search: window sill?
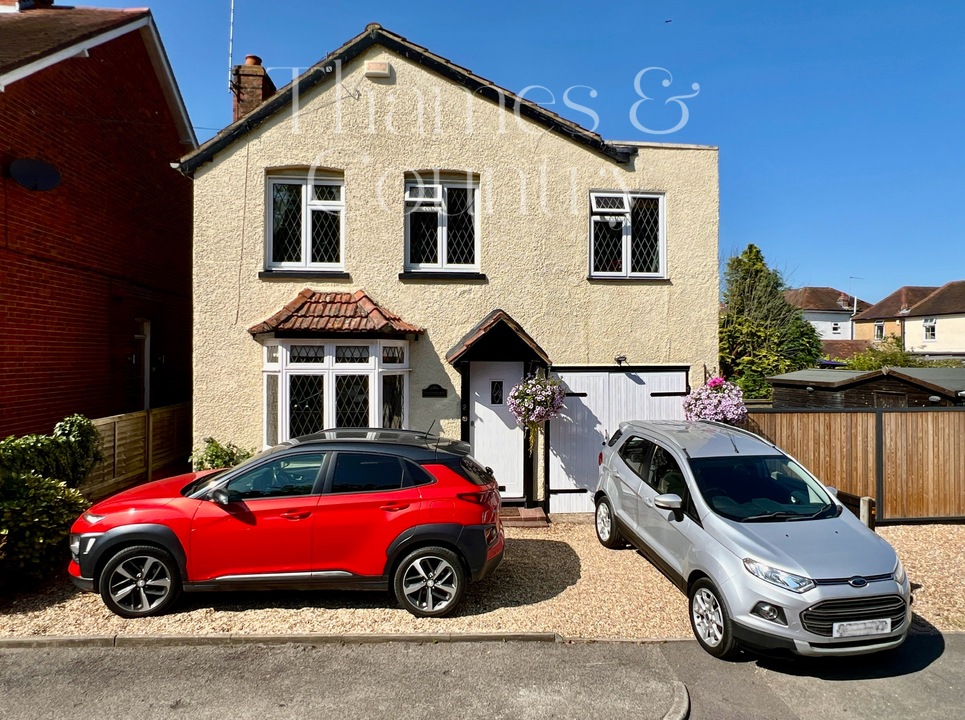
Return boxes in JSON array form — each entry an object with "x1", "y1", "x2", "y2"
[
  {"x1": 259, "y1": 270, "x2": 352, "y2": 280},
  {"x1": 586, "y1": 275, "x2": 670, "y2": 284},
  {"x1": 398, "y1": 272, "x2": 488, "y2": 282}
]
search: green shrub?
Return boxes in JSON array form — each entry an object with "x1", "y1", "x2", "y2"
[
  {"x1": 190, "y1": 437, "x2": 254, "y2": 471},
  {"x1": 0, "y1": 414, "x2": 103, "y2": 489},
  {"x1": 0, "y1": 470, "x2": 90, "y2": 584}
]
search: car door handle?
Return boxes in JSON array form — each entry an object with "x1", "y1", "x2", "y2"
[
  {"x1": 379, "y1": 503, "x2": 410, "y2": 512},
  {"x1": 280, "y1": 511, "x2": 311, "y2": 520}
]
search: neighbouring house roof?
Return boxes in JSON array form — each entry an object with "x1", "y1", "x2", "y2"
[
  {"x1": 0, "y1": 5, "x2": 196, "y2": 146},
  {"x1": 446, "y1": 309, "x2": 551, "y2": 366},
  {"x1": 852, "y1": 285, "x2": 940, "y2": 321},
  {"x1": 784, "y1": 287, "x2": 870, "y2": 313},
  {"x1": 769, "y1": 367, "x2": 965, "y2": 396},
  {"x1": 901, "y1": 280, "x2": 965, "y2": 318},
  {"x1": 248, "y1": 288, "x2": 424, "y2": 337},
  {"x1": 822, "y1": 339, "x2": 872, "y2": 361},
  {"x1": 177, "y1": 23, "x2": 663, "y2": 175}
]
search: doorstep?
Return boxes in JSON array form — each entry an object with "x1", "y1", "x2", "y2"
[{"x1": 499, "y1": 506, "x2": 549, "y2": 527}]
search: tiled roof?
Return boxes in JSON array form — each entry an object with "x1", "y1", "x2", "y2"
[
  {"x1": 248, "y1": 289, "x2": 424, "y2": 336},
  {"x1": 852, "y1": 286, "x2": 940, "y2": 321},
  {"x1": 0, "y1": 7, "x2": 148, "y2": 77},
  {"x1": 901, "y1": 280, "x2": 965, "y2": 317},
  {"x1": 784, "y1": 287, "x2": 870, "y2": 313},
  {"x1": 178, "y1": 23, "x2": 652, "y2": 174},
  {"x1": 821, "y1": 339, "x2": 873, "y2": 361},
  {"x1": 446, "y1": 309, "x2": 551, "y2": 365}
]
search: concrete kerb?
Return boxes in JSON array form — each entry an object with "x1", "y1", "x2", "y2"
[{"x1": 0, "y1": 632, "x2": 708, "y2": 649}]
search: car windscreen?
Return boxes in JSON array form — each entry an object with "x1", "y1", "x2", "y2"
[
  {"x1": 688, "y1": 455, "x2": 837, "y2": 523},
  {"x1": 180, "y1": 445, "x2": 279, "y2": 497}
]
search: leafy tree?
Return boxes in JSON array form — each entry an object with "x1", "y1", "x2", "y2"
[
  {"x1": 847, "y1": 335, "x2": 963, "y2": 370},
  {"x1": 719, "y1": 245, "x2": 822, "y2": 398}
]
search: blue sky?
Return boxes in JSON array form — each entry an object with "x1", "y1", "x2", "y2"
[{"x1": 100, "y1": 0, "x2": 964, "y2": 303}]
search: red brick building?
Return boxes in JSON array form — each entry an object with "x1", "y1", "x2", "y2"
[{"x1": 0, "y1": 1, "x2": 196, "y2": 437}]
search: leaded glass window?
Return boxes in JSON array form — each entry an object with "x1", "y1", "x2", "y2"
[
  {"x1": 336, "y1": 375, "x2": 370, "y2": 427},
  {"x1": 335, "y1": 345, "x2": 369, "y2": 364},
  {"x1": 405, "y1": 180, "x2": 478, "y2": 270},
  {"x1": 289, "y1": 375, "x2": 324, "y2": 438},
  {"x1": 589, "y1": 192, "x2": 665, "y2": 278},
  {"x1": 289, "y1": 345, "x2": 325, "y2": 363},
  {"x1": 382, "y1": 346, "x2": 405, "y2": 364},
  {"x1": 382, "y1": 375, "x2": 404, "y2": 429},
  {"x1": 268, "y1": 178, "x2": 344, "y2": 269}
]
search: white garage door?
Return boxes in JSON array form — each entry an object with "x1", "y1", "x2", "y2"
[{"x1": 548, "y1": 370, "x2": 688, "y2": 513}]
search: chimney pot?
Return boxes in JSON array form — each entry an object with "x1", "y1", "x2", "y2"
[{"x1": 244, "y1": 54, "x2": 262, "y2": 66}]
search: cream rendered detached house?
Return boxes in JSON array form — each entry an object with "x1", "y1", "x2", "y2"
[{"x1": 178, "y1": 24, "x2": 719, "y2": 512}]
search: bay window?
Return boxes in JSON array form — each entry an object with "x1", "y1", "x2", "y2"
[{"x1": 262, "y1": 340, "x2": 409, "y2": 445}]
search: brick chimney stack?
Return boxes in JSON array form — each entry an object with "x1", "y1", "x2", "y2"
[{"x1": 232, "y1": 54, "x2": 276, "y2": 122}]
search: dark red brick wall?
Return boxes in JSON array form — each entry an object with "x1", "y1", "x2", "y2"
[{"x1": 0, "y1": 28, "x2": 193, "y2": 438}]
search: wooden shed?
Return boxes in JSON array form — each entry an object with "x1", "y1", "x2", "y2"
[{"x1": 769, "y1": 367, "x2": 965, "y2": 408}]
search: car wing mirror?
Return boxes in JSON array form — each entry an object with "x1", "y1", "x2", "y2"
[
  {"x1": 654, "y1": 493, "x2": 682, "y2": 511},
  {"x1": 208, "y1": 488, "x2": 231, "y2": 506}
]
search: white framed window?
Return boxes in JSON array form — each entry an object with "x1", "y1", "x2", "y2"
[
  {"x1": 831, "y1": 322, "x2": 841, "y2": 334},
  {"x1": 262, "y1": 340, "x2": 409, "y2": 446},
  {"x1": 874, "y1": 321, "x2": 885, "y2": 341},
  {"x1": 589, "y1": 191, "x2": 666, "y2": 279},
  {"x1": 404, "y1": 179, "x2": 479, "y2": 271},
  {"x1": 266, "y1": 176, "x2": 345, "y2": 270},
  {"x1": 923, "y1": 317, "x2": 936, "y2": 342}
]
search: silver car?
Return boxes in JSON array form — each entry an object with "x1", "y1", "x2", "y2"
[{"x1": 595, "y1": 420, "x2": 911, "y2": 658}]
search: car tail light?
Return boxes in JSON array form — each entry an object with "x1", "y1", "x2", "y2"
[
  {"x1": 598, "y1": 452, "x2": 603, "y2": 466},
  {"x1": 457, "y1": 490, "x2": 491, "y2": 504}
]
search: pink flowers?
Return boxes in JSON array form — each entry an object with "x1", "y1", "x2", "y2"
[
  {"x1": 683, "y1": 376, "x2": 747, "y2": 424},
  {"x1": 507, "y1": 373, "x2": 566, "y2": 439}
]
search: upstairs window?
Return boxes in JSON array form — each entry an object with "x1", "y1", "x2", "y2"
[
  {"x1": 405, "y1": 180, "x2": 479, "y2": 271},
  {"x1": 267, "y1": 176, "x2": 344, "y2": 270},
  {"x1": 923, "y1": 317, "x2": 936, "y2": 341},
  {"x1": 831, "y1": 322, "x2": 841, "y2": 334},
  {"x1": 874, "y1": 321, "x2": 884, "y2": 341},
  {"x1": 589, "y1": 192, "x2": 666, "y2": 279}
]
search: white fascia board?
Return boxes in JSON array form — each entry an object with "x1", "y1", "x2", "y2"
[
  {"x1": 0, "y1": 15, "x2": 149, "y2": 91},
  {"x1": 139, "y1": 18, "x2": 197, "y2": 148}
]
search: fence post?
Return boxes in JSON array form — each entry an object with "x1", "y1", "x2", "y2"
[
  {"x1": 146, "y1": 409, "x2": 154, "y2": 479},
  {"x1": 860, "y1": 496, "x2": 872, "y2": 528}
]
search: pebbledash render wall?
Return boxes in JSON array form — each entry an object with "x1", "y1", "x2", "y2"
[{"x1": 191, "y1": 45, "x2": 719, "y2": 449}]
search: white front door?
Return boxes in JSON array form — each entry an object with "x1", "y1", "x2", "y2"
[{"x1": 470, "y1": 361, "x2": 524, "y2": 499}]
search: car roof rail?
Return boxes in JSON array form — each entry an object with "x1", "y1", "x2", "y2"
[{"x1": 695, "y1": 419, "x2": 781, "y2": 451}]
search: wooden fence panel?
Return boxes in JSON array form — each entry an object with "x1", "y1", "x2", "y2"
[
  {"x1": 745, "y1": 411, "x2": 877, "y2": 498},
  {"x1": 81, "y1": 404, "x2": 191, "y2": 500},
  {"x1": 882, "y1": 411, "x2": 965, "y2": 519}
]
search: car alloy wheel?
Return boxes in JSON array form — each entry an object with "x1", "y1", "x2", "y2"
[
  {"x1": 394, "y1": 546, "x2": 466, "y2": 618},
  {"x1": 595, "y1": 497, "x2": 624, "y2": 549},
  {"x1": 688, "y1": 578, "x2": 739, "y2": 659},
  {"x1": 99, "y1": 545, "x2": 181, "y2": 618}
]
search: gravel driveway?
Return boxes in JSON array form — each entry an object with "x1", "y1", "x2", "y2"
[{"x1": 1, "y1": 522, "x2": 962, "y2": 639}]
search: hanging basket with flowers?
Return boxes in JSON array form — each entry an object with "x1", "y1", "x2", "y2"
[
  {"x1": 682, "y1": 376, "x2": 748, "y2": 425},
  {"x1": 507, "y1": 372, "x2": 567, "y2": 441}
]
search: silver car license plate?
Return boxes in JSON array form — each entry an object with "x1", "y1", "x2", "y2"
[{"x1": 832, "y1": 619, "x2": 892, "y2": 638}]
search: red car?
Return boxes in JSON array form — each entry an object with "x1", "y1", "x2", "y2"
[{"x1": 68, "y1": 430, "x2": 504, "y2": 618}]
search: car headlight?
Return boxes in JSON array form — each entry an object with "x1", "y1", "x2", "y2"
[
  {"x1": 893, "y1": 558, "x2": 907, "y2": 585},
  {"x1": 743, "y1": 558, "x2": 815, "y2": 593},
  {"x1": 83, "y1": 512, "x2": 106, "y2": 524}
]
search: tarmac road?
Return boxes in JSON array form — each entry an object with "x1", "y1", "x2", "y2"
[{"x1": 0, "y1": 632, "x2": 961, "y2": 720}]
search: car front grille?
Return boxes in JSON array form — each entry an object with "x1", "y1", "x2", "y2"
[{"x1": 800, "y1": 595, "x2": 907, "y2": 637}]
